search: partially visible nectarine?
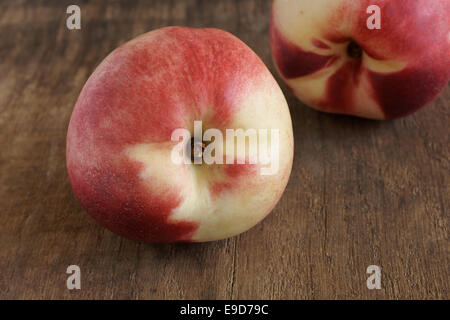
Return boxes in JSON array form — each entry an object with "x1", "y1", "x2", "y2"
[{"x1": 270, "y1": 0, "x2": 449, "y2": 119}]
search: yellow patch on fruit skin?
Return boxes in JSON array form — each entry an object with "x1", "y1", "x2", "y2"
[
  {"x1": 363, "y1": 56, "x2": 406, "y2": 74},
  {"x1": 125, "y1": 141, "x2": 193, "y2": 200}
]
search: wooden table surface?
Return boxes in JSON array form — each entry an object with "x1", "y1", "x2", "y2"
[{"x1": 0, "y1": 0, "x2": 448, "y2": 300}]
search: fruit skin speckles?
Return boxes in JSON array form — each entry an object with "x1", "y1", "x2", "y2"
[{"x1": 270, "y1": 0, "x2": 450, "y2": 119}]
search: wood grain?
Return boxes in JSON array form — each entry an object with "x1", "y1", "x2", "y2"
[{"x1": 0, "y1": 0, "x2": 448, "y2": 299}]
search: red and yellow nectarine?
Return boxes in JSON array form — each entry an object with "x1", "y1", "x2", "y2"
[
  {"x1": 270, "y1": 0, "x2": 449, "y2": 119},
  {"x1": 67, "y1": 27, "x2": 293, "y2": 243}
]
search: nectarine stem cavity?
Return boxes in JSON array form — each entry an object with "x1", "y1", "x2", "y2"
[
  {"x1": 347, "y1": 41, "x2": 363, "y2": 59},
  {"x1": 189, "y1": 137, "x2": 205, "y2": 164}
]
